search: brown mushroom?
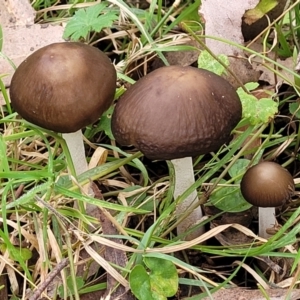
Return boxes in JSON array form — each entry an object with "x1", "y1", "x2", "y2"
[
  {"x1": 112, "y1": 65, "x2": 242, "y2": 240},
  {"x1": 10, "y1": 42, "x2": 116, "y2": 176},
  {"x1": 241, "y1": 161, "x2": 295, "y2": 238}
]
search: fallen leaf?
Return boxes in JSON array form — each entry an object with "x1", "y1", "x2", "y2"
[{"x1": 199, "y1": 0, "x2": 260, "y2": 55}]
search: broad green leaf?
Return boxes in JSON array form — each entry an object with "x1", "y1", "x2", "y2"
[
  {"x1": 245, "y1": 82, "x2": 259, "y2": 91},
  {"x1": 130, "y1": 257, "x2": 178, "y2": 300},
  {"x1": 178, "y1": 0, "x2": 202, "y2": 32},
  {"x1": 237, "y1": 83, "x2": 278, "y2": 125},
  {"x1": 130, "y1": 265, "x2": 155, "y2": 300},
  {"x1": 0, "y1": 244, "x2": 32, "y2": 261},
  {"x1": 289, "y1": 102, "x2": 300, "y2": 119},
  {"x1": 144, "y1": 257, "x2": 178, "y2": 297},
  {"x1": 211, "y1": 159, "x2": 254, "y2": 212},
  {"x1": 209, "y1": 179, "x2": 252, "y2": 212},
  {"x1": 198, "y1": 50, "x2": 229, "y2": 75},
  {"x1": 63, "y1": 2, "x2": 118, "y2": 41},
  {"x1": 228, "y1": 159, "x2": 250, "y2": 179},
  {"x1": 256, "y1": 98, "x2": 279, "y2": 122}
]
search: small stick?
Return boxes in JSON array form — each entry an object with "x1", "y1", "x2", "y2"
[{"x1": 29, "y1": 258, "x2": 69, "y2": 300}]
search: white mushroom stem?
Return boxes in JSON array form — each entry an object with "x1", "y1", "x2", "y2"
[
  {"x1": 62, "y1": 130, "x2": 88, "y2": 176},
  {"x1": 62, "y1": 130, "x2": 94, "y2": 198},
  {"x1": 172, "y1": 157, "x2": 205, "y2": 240},
  {"x1": 258, "y1": 207, "x2": 276, "y2": 239}
]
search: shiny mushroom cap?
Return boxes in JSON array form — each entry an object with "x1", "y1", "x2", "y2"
[
  {"x1": 10, "y1": 42, "x2": 116, "y2": 133},
  {"x1": 112, "y1": 65, "x2": 242, "y2": 160},
  {"x1": 241, "y1": 161, "x2": 295, "y2": 207}
]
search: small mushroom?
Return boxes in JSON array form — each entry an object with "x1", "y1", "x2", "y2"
[
  {"x1": 10, "y1": 42, "x2": 116, "y2": 177},
  {"x1": 241, "y1": 161, "x2": 295, "y2": 238},
  {"x1": 112, "y1": 65, "x2": 242, "y2": 240}
]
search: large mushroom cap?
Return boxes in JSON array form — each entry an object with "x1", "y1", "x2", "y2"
[
  {"x1": 10, "y1": 42, "x2": 116, "y2": 133},
  {"x1": 112, "y1": 66, "x2": 242, "y2": 160},
  {"x1": 241, "y1": 161, "x2": 295, "y2": 207}
]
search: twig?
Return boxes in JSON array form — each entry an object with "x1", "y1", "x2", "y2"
[{"x1": 29, "y1": 258, "x2": 69, "y2": 300}]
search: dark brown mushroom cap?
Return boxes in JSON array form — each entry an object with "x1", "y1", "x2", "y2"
[
  {"x1": 111, "y1": 66, "x2": 242, "y2": 160},
  {"x1": 10, "y1": 42, "x2": 116, "y2": 133},
  {"x1": 241, "y1": 161, "x2": 295, "y2": 207}
]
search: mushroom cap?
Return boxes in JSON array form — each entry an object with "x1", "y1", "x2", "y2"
[
  {"x1": 111, "y1": 66, "x2": 242, "y2": 160},
  {"x1": 10, "y1": 42, "x2": 116, "y2": 133},
  {"x1": 241, "y1": 161, "x2": 295, "y2": 207}
]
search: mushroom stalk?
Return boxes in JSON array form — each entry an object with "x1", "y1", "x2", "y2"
[
  {"x1": 258, "y1": 207, "x2": 276, "y2": 239},
  {"x1": 62, "y1": 130, "x2": 88, "y2": 176},
  {"x1": 62, "y1": 131, "x2": 94, "y2": 196},
  {"x1": 172, "y1": 157, "x2": 204, "y2": 240}
]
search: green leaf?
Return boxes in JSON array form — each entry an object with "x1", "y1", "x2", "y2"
[
  {"x1": 63, "y1": 2, "x2": 118, "y2": 41},
  {"x1": 178, "y1": 0, "x2": 202, "y2": 32},
  {"x1": 210, "y1": 179, "x2": 252, "y2": 212},
  {"x1": 0, "y1": 244, "x2": 32, "y2": 261},
  {"x1": 130, "y1": 265, "x2": 154, "y2": 300},
  {"x1": 237, "y1": 83, "x2": 278, "y2": 125},
  {"x1": 244, "y1": 82, "x2": 259, "y2": 91},
  {"x1": 0, "y1": 229, "x2": 32, "y2": 281},
  {"x1": 228, "y1": 158, "x2": 250, "y2": 179},
  {"x1": 145, "y1": 257, "x2": 178, "y2": 297},
  {"x1": 130, "y1": 257, "x2": 178, "y2": 300},
  {"x1": 289, "y1": 102, "x2": 300, "y2": 119},
  {"x1": 198, "y1": 50, "x2": 229, "y2": 75},
  {"x1": 211, "y1": 159, "x2": 253, "y2": 212}
]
